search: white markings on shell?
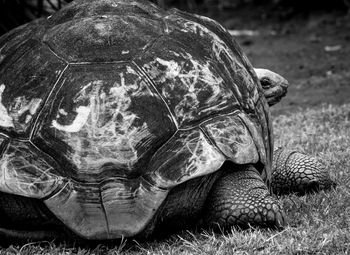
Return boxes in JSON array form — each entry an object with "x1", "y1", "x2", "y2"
[
  {"x1": 156, "y1": 58, "x2": 181, "y2": 81},
  {"x1": 0, "y1": 148, "x2": 62, "y2": 198},
  {"x1": 12, "y1": 96, "x2": 43, "y2": 124},
  {"x1": 51, "y1": 74, "x2": 151, "y2": 172},
  {"x1": 179, "y1": 19, "x2": 259, "y2": 103},
  {"x1": 174, "y1": 55, "x2": 225, "y2": 120},
  {"x1": 153, "y1": 53, "x2": 229, "y2": 124},
  {"x1": 0, "y1": 84, "x2": 15, "y2": 128},
  {"x1": 0, "y1": 84, "x2": 43, "y2": 129},
  {"x1": 94, "y1": 22, "x2": 113, "y2": 38},
  {"x1": 52, "y1": 105, "x2": 91, "y2": 133},
  {"x1": 153, "y1": 130, "x2": 225, "y2": 188},
  {"x1": 58, "y1": 108, "x2": 68, "y2": 116},
  {"x1": 182, "y1": 131, "x2": 224, "y2": 181},
  {"x1": 181, "y1": 19, "x2": 231, "y2": 62}
]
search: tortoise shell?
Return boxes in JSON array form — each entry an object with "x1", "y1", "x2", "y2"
[{"x1": 0, "y1": 0, "x2": 272, "y2": 239}]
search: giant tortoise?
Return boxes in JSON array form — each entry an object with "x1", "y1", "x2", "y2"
[{"x1": 0, "y1": 0, "x2": 334, "y2": 240}]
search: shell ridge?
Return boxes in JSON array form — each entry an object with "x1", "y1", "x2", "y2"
[
  {"x1": 198, "y1": 125, "x2": 226, "y2": 160},
  {"x1": 146, "y1": 129, "x2": 179, "y2": 176},
  {"x1": 43, "y1": 41, "x2": 69, "y2": 64},
  {"x1": 98, "y1": 185, "x2": 110, "y2": 238},
  {"x1": 29, "y1": 62, "x2": 69, "y2": 139}
]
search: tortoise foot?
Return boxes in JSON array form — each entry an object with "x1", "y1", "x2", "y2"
[
  {"x1": 202, "y1": 165, "x2": 286, "y2": 230},
  {"x1": 272, "y1": 148, "x2": 336, "y2": 195}
]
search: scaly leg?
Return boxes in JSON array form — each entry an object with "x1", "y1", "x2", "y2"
[{"x1": 202, "y1": 165, "x2": 286, "y2": 230}]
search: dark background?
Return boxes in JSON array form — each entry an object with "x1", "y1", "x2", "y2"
[{"x1": 0, "y1": 0, "x2": 349, "y2": 36}]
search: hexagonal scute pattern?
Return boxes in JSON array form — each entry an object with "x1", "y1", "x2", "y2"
[
  {"x1": 33, "y1": 62, "x2": 176, "y2": 182},
  {"x1": 0, "y1": 0, "x2": 272, "y2": 240}
]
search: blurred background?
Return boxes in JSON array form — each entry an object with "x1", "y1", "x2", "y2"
[{"x1": 0, "y1": 0, "x2": 349, "y2": 116}]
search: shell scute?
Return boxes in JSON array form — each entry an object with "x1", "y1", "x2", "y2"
[
  {"x1": 201, "y1": 113, "x2": 260, "y2": 164},
  {"x1": 164, "y1": 10, "x2": 260, "y2": 112},
  {"x1": 45, "y1": 176, "x2": 168, "y2": 239},
  {"x1": 136, "y1": 35, "x2": 238, "y2": 128},
  {"x1": 34, "y1": 63, "x2": 175, "y2": 182},
  {"x1": 44, "y1": 13, "x2": 163, "y2": 62},
  {"x1": 44, "y1": 181, "x2": 109, "y2": 239},
  {"x1": 0, "y1": 39, "x2": 67, "y2": 136},
  {"x1": 147, "y1": 128, "x2": 225, "y2": 188},
  {"x1": 0, "y1": 140, "x2": 63, "y2": 198},
  {"x1": 47, "y1": 0, "x2": 163, "y2": 26}
]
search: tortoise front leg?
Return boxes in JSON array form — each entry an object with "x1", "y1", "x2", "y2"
[
  {"x1": 202, "y1": 164, "x2": 286, "y2": 230},
  {"x1": 254, "y1": 68, "x2": 335, "y2": 194},
  {"x1": 271, "y1": 148, "x2": 336, "y2": 195}
]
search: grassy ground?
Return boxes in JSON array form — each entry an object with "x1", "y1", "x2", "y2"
[{"x1": 1, "y1": 6, "x2": 350, "y2": 255}]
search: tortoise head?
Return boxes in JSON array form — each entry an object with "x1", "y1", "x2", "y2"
[{"x1": 254, "y1": 68, "x2": 289, "y2": 107}]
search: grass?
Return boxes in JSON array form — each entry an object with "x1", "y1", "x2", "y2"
[{"x1": 1, "y1": 103, "x2": 349, "y2": 254}]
